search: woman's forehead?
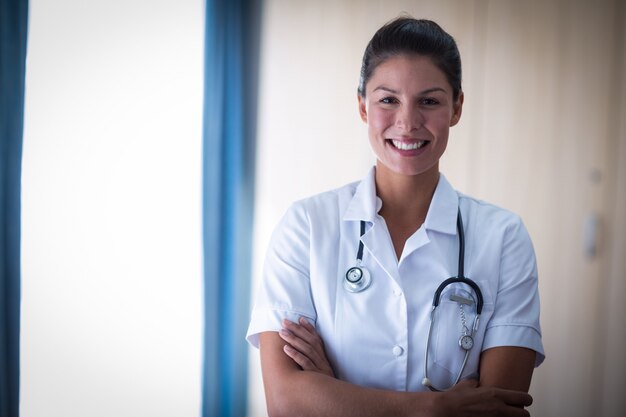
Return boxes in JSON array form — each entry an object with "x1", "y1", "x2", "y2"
[{"x1": 367, "y1": 55, "x2": 451, "y2": 94}]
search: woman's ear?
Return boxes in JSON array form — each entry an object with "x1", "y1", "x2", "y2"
[
  {"x1": 358, "y1": 94, "x2": 368, "y2": 123},
  {"x1": 450, "y1": 91, "x2": 464, "y2": 127}
]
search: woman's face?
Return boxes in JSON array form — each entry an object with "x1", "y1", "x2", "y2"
[{"x1": 358, "y1": 54, "x2": 463, "y2": 178}]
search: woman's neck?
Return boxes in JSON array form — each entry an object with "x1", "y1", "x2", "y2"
[
  {"x1": 375, "y1": 163, "x2": 439, "y2": 219},
  {"x1": 375, "y1": 162, "x2": 440, "y2": 259}
]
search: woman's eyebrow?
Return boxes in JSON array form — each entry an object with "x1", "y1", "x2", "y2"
[
  {"x1": 371, "y1": 86, "x2": 448, "y2": 95},
  {"x1": 419, "y1": 87, "x2": 447, "y2": 95},
  {"x1": 372, "y1": 86, "x2": 399, "y2": 94}
]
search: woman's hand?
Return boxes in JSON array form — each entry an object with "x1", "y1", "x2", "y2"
[
  {"x1": 279, "y1": 317, "x2": 336, "y2": 378},
  {"x1": 433, "y1": 379, "x2": 533, "y2": 417}
]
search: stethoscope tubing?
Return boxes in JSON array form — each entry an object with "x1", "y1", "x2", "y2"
[{"x1": 424, "y1": 209, "x2": 482, "y2": 391}]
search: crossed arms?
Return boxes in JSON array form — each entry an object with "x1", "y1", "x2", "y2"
[{"x1": 259, "y1": 317, "x2": 536, "y2": 417}]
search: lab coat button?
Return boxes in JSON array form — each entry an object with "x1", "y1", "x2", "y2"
[
  {"x1": 392, "y1": 345, "x2": 404, "y2": 356},
  {"x1": 393, "y1": 288, "x2": 402, "y2": 297}
]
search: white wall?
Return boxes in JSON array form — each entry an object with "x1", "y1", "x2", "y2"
[{"x1": 21, "y1": 1, "x2": 204, "y2": 416}]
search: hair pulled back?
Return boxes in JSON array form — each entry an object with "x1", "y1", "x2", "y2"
[{"x1": 358, "y1": 17, "x2": 462, "y2": 101}]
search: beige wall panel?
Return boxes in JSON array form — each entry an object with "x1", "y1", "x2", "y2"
[
  {"x1": 599, "y1": 2, "x2": 626, "y2": 415},
  {"x1": 466, "y1": 1, "x2": 620, "y2": 416}
]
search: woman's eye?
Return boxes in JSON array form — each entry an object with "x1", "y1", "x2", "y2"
[
  {"x1": 421, "y1": 98, "x2": 440, "y2": 106},
  {"x1": 380, "y1": 97, "x2": 398, "y2": 104}
]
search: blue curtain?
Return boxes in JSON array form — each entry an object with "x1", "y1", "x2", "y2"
[
  {"x1": 202, "y1": 0, "x2": 261, "y2": 416},
  {"x1": 0, "y1": 0, "x2": 28, "y2": 416}
]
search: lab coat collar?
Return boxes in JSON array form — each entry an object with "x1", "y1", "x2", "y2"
[
  {"x1": 342, "y1": 167, "x2": 382, "y2": 223},
  {"x1": 423, "y1": 174, "x2": 459, "y2": 236},
  {"x1": 342, "y1": 168, "x2": 458, "y2": 234}
]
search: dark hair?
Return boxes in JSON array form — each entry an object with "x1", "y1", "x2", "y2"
[{"x1": 358, "y1": 17, "x2": 462, "y2": 101}]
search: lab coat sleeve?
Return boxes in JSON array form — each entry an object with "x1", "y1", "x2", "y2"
[
  {"x1": 482, "y1": 217, "x2": 545, "y2": 366},
  {"x1": 246, "y1": 202, "x2": 316, "y2": 348}
]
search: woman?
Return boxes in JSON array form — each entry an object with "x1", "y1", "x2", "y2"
[{"x1": 247, "y1": 17, "x2": 544, "y2": 416}]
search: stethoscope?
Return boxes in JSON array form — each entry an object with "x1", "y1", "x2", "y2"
[
  {"x1": 344, "y1": 208, "x2": 483, "y2": 391},
  {"x1": 344, "y1": 221, "x2": 372, "y2": 292}
]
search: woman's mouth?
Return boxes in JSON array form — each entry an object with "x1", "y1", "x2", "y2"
[{"x1": 390, "y1": 139, "x2": 429, "y2": 150}]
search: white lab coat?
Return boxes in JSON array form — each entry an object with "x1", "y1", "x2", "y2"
[{"x1": 247, "y1": 167, "x2": 544, "y2": 391}]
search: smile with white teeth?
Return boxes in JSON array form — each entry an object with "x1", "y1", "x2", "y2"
[{"x1": 391, "y1": 139, "x2": 428, "y2": 150}]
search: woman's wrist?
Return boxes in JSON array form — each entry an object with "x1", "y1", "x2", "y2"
[{"x1": 392, "y1": 391, "x2": 442, "y2": 417}]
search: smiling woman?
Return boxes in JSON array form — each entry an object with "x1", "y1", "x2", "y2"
[
  {"x1": 358, "y1": 54, "x2": 463, "y2": 259},
  {"x1": 247, "y1": 16, "x2": 543, "y2": 417},
  {"x1": 359, "y1": 54, "x2": 462, "y2": 185},
  {"x1": 250, "y1": 2, "x2": 626, "y2": 416}
]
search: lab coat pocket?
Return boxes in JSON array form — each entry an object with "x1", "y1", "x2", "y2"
[{"x1": 431, "y1": 281, "x2": 494, "y2": 379}]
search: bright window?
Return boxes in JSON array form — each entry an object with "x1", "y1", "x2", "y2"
[{"x1": 21, "y1": 1, "x2": 204, "y2": 416}]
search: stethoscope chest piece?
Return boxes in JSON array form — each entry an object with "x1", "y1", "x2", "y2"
[
  {"x1": 344, "y1": 220, "x2": 371, "y2": 293},
  {"x1": 459, "y1": 334, "x2": 474, "y2": 350},
  {"x1": 344, "y1": 263, "x2": 371, "y2": 293}
]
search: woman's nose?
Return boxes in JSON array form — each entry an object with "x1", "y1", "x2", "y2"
[{"x1": 395, "y1": 106, "x2": 423, "y2": 131}]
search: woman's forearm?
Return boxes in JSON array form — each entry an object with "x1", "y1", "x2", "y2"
[
  {"x1": 260, "y1": 332, "x2": 437, "y2": 417},
  {"x1": 268, "y1": 371, "x2": 437, "y2": 417},
  {"x1": 260, "y1": 331, "x2": 533, "y2": 417}
]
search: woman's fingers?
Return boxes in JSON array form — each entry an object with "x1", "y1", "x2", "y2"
[
  {"x1": 281, "y1": 319, "x2": 326, "y2": 358},
  {"x1": 443, "y1": 381, "x2": 533, "y2": 417},
  {"x1": 283, "y1": 344, "x2": 317, "y2": 370},
  {"x1": 298, "y1": 316, "x2": 317, "y2": 333},
  {"x1": 279, "y1": 328, "x2": 316, "y2": 361},
  {"x1": 282, "y1": 318, "x2": 319, "y2": 345},
  {"x1": 496, "y1": 388, "x2": 533, "y2": 408},
  {"x1": 279, "y1": 326, "x2": 319, "y2": 362},
  {"x1": 278, "y1": 330, "x2": 321, "y2": 370},
  {"x1": 453, "y1": 379, "x2": 532, "y2": 407},
  {"x1": 279, "y1": 318, "x2": 335, "y2": 378}
]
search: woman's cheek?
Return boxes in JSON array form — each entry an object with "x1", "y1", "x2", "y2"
[{"x1": 368, "y1": 108, "x2": 394, "y2": 133}]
